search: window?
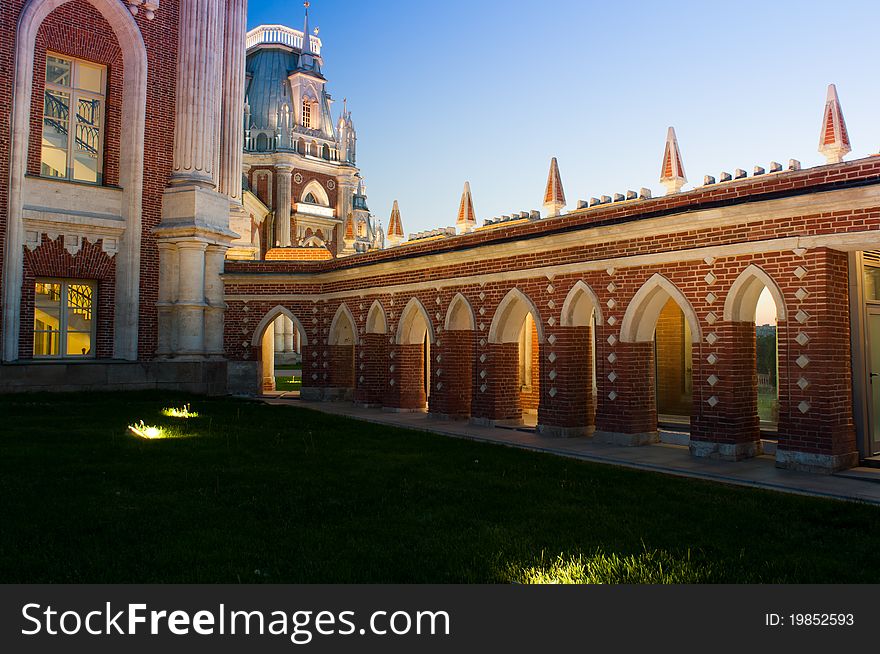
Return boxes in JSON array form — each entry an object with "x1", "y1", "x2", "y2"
[
  {"x1": 303, "y1": 192, "x2": 318, "y2": 204},
  {"x1": 41, "y1": 54, "x2": 106, "y2": 184},
  {"x1": 33, "y1": 280, "x2": 97, "y2": 358},
  {"x1": 301, "y1": 98, "x2": 311, "y2": 129}
]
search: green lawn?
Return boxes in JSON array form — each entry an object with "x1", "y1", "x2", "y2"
[
  {"x1": 275, "y1": 376, "x2": 302, "y2": 391},
  {"x1": 0, "y1": 392, "x2": 878, "y2": 584}
]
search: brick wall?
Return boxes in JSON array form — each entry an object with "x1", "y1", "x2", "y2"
[
  {"x1": 428, "y1": 330, "x2": 475, "y2": 417},
  {"x1": 355, "y1": 333, "x2": 386, "y2": 406},
  {"x1": 327, "y1": 344, "x2": 353, "y2": 388}
]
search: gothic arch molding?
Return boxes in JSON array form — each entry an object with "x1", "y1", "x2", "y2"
[
  {"x1": 396, "y1": 298, "x2": 435, "y2": 345},
  {"x1": 328, "y1": 303, "x2": 357, "y2": 345},
  {"x1": 560, "y1": 280, "x2": 604, "y2": 327},
  {"x1": 365, "y1": 300, "x2": 387, "y2": 334},
  {"x1": 489, "y1": 288, "x2": 545, "y2": 344},
  {"x1": 723, "y1": 264, "x2": 788, "y2": 322},
  {"x1": 619, "y1": 274, "x2": 701, "y2": 343},
  {"x1": 251, "y1": 306, "x2": 309, "y2": 347},
  {"x1": 444, "y1": 293, "x2": 476, "y2": 331}
]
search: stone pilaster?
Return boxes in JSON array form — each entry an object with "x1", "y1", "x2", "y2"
[
  {"x1": 204, "y1": 244, "x2": 227, "y2": 356},
  {"x1": 219, "y1": 0, "x2": 247, "y2": 210},
  {"x1": 275, "y1": 164, "x2": 294, "y2": 247}
]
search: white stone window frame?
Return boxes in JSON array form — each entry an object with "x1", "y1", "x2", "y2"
[
  {"x1": 33, "y1": 277, "x2": 98, "y2": 360},
  {"x1": 41, "y1": 52, "x2": 108, "y2": 185},
  {"x1": 3, "y1": 0, "x2": 147, "y2": 363}
]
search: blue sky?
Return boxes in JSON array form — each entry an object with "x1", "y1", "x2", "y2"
[{"x1": 249, "y1": 0, "x2": 880, "y2": 239}]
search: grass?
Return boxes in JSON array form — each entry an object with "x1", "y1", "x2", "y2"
[
  {"x1": 275, "y1": 377, "x2": 302, "y2": 391},
  {"x1": 0, "y1": 391, "x2": 878, "y2": 584}
]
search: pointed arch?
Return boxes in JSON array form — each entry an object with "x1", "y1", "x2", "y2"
[
  {"x1": 328, "y1": 303, "x2": 357, "y2": 345},
  {"x1": 251, "y1": 306, "x2": 309, "y2": 347},
  {"x1": 489, "y1": 288, "x2": 545, "y2": 344},
  {"x1": 619, "y1": 274, "x2": 701, "y2": 343},
  {"x1": 4, "y1": 0, "x2": 148, "y2": 361},
  {"x1": 560, "y1": 280, "x2": 604, "y2": 327},
  {"x1": 396, "y1": 298, "x2": 435, "y2": 345},
  {"x1": 365, "y1": 300, "x2": 387, "y2": 334},
  {"x1": 300, "y1": 179, "x2": 329, "y2": 206},
  {"x1": 444, "y1": 293, "x2": 476, "y2": 331},
  {"x1": 723, "y1": 264, "x2": 788, "y2": 322}
]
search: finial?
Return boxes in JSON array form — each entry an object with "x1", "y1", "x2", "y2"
[
  {"x1": 660, "y1": 126, "x2": 687, "y2": 194},
  {"x1": 818, "y1": 84, "x2": 851, "y2": 164},
  {"x1": 456, "y1": 181, "x2": 477, "y2": 234},
  {"x1": 543, "y1": 157, "x2": 566, "y2": 217}
]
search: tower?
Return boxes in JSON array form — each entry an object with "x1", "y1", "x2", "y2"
[
  {"x1": 819, "y1": 84, "x2": 851, "y2": 164},
  {"x1": 386, "y1": 200, "x2": 405, "y2": 247}
]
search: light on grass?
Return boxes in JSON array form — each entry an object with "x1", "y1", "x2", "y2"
[
  {"x1": 161, "y1": 404, "x2": 199, "y2": 419},
  {"x1": 128, "y1": 420, "x2": 166, "y2": 440}
]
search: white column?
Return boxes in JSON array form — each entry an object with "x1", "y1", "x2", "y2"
[
  {"x1": 170, "y1": 0, "x2": 225, "y2": 187},
  {"x1": 219, "y1": 0, "x2": 247, "y2": 204},
  {"x1": 274, "y1": 317, "x2": 284, "y2": 353},
  {"x1": 261, "y1": 326, "x2": 276, "y2": 392},
  {"x1": 275, "y1": 164, "x2": 294, "y2": 247},
  {"x1": 203, "y1": 244, "x2": 227, "y2": 355},
  {"x1": 175, "y1": 242, "x2": 208, "y2": 354},
  {"x1": 283, "y1": 316, "x2": 294, "y2": 352}
]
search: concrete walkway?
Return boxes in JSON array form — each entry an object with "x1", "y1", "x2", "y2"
[{"x1": 262, "y1": 395, "x2": 880, "y2": 506}]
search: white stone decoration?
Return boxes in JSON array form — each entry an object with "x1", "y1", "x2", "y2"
[
  {"x1": 795, "y1": 288, "x2": 809, "y2": 302},
  {"x1": 607, "y1": 316, "x2": 617, "y2": 327},
  {"x1": 546, "y1": 284, "x2": 555, "y2": 294},
  {"x1": 548, "y1": 352, "x2": 558, "y2": 363},
  {"x1": 607, "y1": 282, "x2": 617, "y2": 294},
  {"x1": 608, "y1": 353, "x2": 617, "y2": 364},
  {"x1": 607, "y1": 334, "x2": 617, "y2": 346},
  {"x1": 608, "y1": 371, "x2": 618, "y2": 383},
  {"x1": 549, "y1": 370, "x2": 557, "y2": 380},
  {"x1": 436, "y1": 383, "x2": 443, "y2": 391},
  {"x1": 794, "y1": 266, "x2": 808, "y2": 280},
  {"x1": 706, "y1": 332, "x2": 718, "y2": 345},
  {"x1": 797, "y1": 377, "x2": 810, "y2": 390},
  {"x1": 798, "y1": 401, "x2": 811, "y2": 414},
  {"x1": 707, "y1": 396, "x2": 719, "y2": 407},
  {"x1": 480, "y1": 384, "x2": 487, "y2": 393},
  {"x1": 359, "y1": 303, "x2": 364, "y2": 311},
  {"x1": 704, "y1": 256, "x2": 716, "y2": 266},
  {"x1": 436, "y1": 354, "x2": 442, "y2": 363},
  {"x1": 606, "y1": 268, "x2": 616, "y2": 276},
  {"x1": 479, "y1": 323, "x2": 486, "y2": 331},
  {"x1": 389, "y1": 379, "x2": 395, "y2": 386},
  {"x1": 312, "y1": 374, "x2": 318, "y2": 381},
  {"x1": 435, "y1": 296, "x2": 442, "y2": 305},
  {"x1": 241, "y1": 341, "x2": 249, "y2": 348},
  {"x1": 796, "y1": 332, "x2": 811, "y2": 347},
  {"x1": 707, "y1": 375, "x2": 719, "y2": 386},
  {"x1": 796, "y1": 355, "x2": 810, "y2": 369},
  {"x1": 706, "y1": 292, "x2": 717, "y2": 304},
  {"x1": 480, "y1": 370, "x2": 487, "y2": 379},
  {"x1": 479, "y1": 292, "x2": 486, "y2": 301},
  {"x1": 435, "y1": 312, "x2": 441, "y2": 321},
  {"x1": 293, "y1": 172, "x2": 304, "y2": 184},
  {"x1": 706, "y1": 311, "x2": 718, "y2": 325},
  {"x1": 127, "y1": 1, "x2": 160, "y2": 20},
  {"x1": 548, "y1": 300, "x2": 556, "y2": 309},
  {"x1": 359, "y1": 376, "x2": 365, "y2": 384},
  {"x1": 548, "y1": 317, "x2": 556, "y2": 326},
  {"x1": 479, "y1": 307, "x2": 486, "y2": 316},
  {"x1": 608, "y1": 391, "x2": 618, "y2": 401},
  {"x1": 548, "y1": 334, "x2": 557, "y2": 345},
  {"x1": 480, "y1": 354, "x2": 487, "y2": 363},
  {"x1": 549, "y1": 388, "x2": 558, "y2": 398},
  {"x1": 479, "y1": 338, "x2": 487, "y2": 347},
  {"x1": 707, "y1": 353, "x2": 718, "y2": 365},
  {"x1": 436, "y1": 369, "x2": 443, "y2": 377},
  {"x1": 793, "y1": 248, "x2": 808, "y2": 257},
  {"x1": 704, "y1": 272, "x2": 717, "y2": 285},
  {"x1": 607, "y1": 298, "x2": 617, "y2": 310},
  {"x1": 389, "y1": 351, "x2": 396, "y2": 359},
  {"x1": 795, "y1": 310, "x2": 810, "y2": 324}
]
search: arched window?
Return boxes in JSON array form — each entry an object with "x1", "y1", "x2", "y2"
[
  {"x1": 256, "y1": 132, "x2": 268, "y2": 152},
  {"x1": 303, "y1": 192, "x2": 318, "y2": 204},
  {"x1": 297, "y1": 137, "x2": 305, "y2": 154},
  {"x1": 301, "y1": 98, "x2": 311, "y2": 129}
]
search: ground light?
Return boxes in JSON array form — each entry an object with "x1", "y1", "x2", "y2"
[
  {"x1": 128, "y1": 421, "x2": 165, "y2": 440},
  {"x1": 161, "y1": 404, "x2": 199, "y2": 419}
]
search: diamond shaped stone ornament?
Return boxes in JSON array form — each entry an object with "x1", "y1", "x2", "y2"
[
  {"x1": 795, "y1": 310, "x2": 810, "y2": 324},
  {"x1": 548, "y1": 317, "x2": 556, "y2": 326},
  {"x1": 608, "y1": 372, "x2": 618, "y2": 382},
  {"x1": 797, "y1": 377, "x2": 810, "y2": 390},
  {"x1": 706, "y1": 333, "x2": 718, "y2": 345},
  {"x1": 546, "y1": 284, "x2": 555, "y2": 294},
  {"x1": 608, "y1": 353, "x2": 617, "y2": 364},
  {"x1": 480, "y1": 384, "x2": 487, "y2": 393},
  {"x1": 704, "y1": 272, "x2": 717, "y2": 285},
  {"x1": 607, "y1": 316, "x2": 617, "y2": 326},
  {"x1": 707, "y1": 396, "x2": 719, "y2": 407},
  {"x1": 704, "y1": 256, "x2": 716, "y2": 266},
  {"x1": 549, "y1": 370, "x2": 557, "y2": 381},
  {"x1": 549, "y1": 387, "x2": 558, "y2": 398},
  {"x1": 798, "y1": 401, "x2": 811, "y2": 414},
  {"x1": 547, "y1": 300, "x2": 556, "y2": 309},
  {"x1": 796, "y1": 355, "x2": 810, "y2": 369},
  {"x1": 607, "y1": 282, "x2": 617, "y2": 293},
  {"x1": 706, "y1": 312, "x2": 718, "y2": 325},
  {"x1": 796, "y1": 332, "x2": 810, "y2": 347},
  {"x1": 607, "y1": 298, "x2": 617, "y2": 310},
  {"x1": 608, "y1": 391, "x2": 618, "y2": 401},
  {"x1": 479, "y1": 307, "x2": 486, "y2": 316},
  {"x1": 548, "y1": 352, "x2": 558, "y2": 363},
  {"x1": 707, "y1": 353, "x2": 718, "y2": 365},
  {"x1": 795, "y1": 288, "x2": 809, "y2": 302},
  {"x1": 606, "y1": 268, "x2": 616, "y2": 276},
  {"x1": 707, "y1": 375, "x2": 719, "y2": 386},
  {"x1": 480, "y1": 353, "x2": 487, "y2": 363},
  {"x1": 706, "y1": 292, "x2": 717, "y2": 304},
  {"x1": 794, "y1": 266, "x2": 808, "y2": 280},
  {"x1": 548, "y1": 334, "x2": 557, "y2": 345}
]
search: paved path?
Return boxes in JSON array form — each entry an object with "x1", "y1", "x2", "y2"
[{"x1": 262, "y1": 396, "x2": 880, "y2": 506}]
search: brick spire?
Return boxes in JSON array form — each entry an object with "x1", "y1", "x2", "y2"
[
  {"x1": 818, "y1": 84, "x2": 851, "y2": 164},
  {"x1": 660, "y1": 126, "x2": 686, "y2": 194},
  {"x1": 543, "y1": 157, "x2": 566, "y2": 217},
  {"x1": 387, "y1": 200, "x2": 404, "y2": 247},
  {"x1": 456, "y1": 181, "x2": 477, "y2": 234}
]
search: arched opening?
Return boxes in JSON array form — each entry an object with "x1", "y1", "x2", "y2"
[
  {"x1": 251, "y1": 307, "x2": 308, "y2": 395},
  {"x1": 297, "y1": 137, "x2": 305, "y2": 154},
  {"x1": 619, "y1": 274, "x2": 700, "y2": 433},
  {"x1": 322, "y1": 143, "x2": 330, "y2": 160},
  {"x1": 434, "y1": 293, "x2": 476, "y2": 418},
  {"x1": 394, "y1": 298, "x2": 435, "y2": 410},
  {"x1": 724, "y1": 264, "x2": 786, "y2": 433},
  {"x1": 488, "y1": 288, "x2": 544, "y2": 426},
  {"x1": 328, "y1": 304, "x2": 356, "y2": 398},
  {"x1": 256, "y1": 132, "x2": 268, "y2": 152},
  {"x1": 357, "y1": 300, "x2": 388, "y2": 407}
]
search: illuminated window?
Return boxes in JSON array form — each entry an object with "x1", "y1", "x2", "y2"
[
  {"x1": 41, "y1": 54, "x2": 106, "y2": 184},
  {"x1": 301, "y1": 98, "x2": 311, "y2": 129},
  {"x1": 33, "y1": 279, "x2": 97, "y2": 358}
]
